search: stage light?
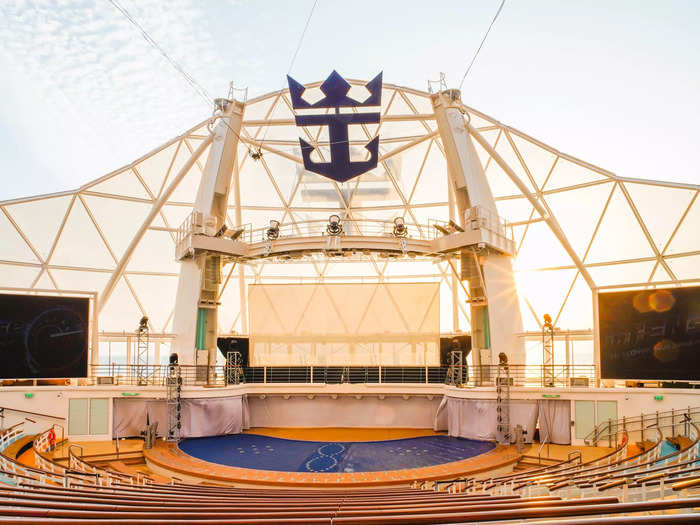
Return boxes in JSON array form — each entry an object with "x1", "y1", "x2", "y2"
[
  {"x1": 327, "y1": 214, "x2": 343, "y2": 236},
  {"x1": 498, "y1": 352, "x2": 508, "y2": 366},
  {"x1": 543, "y1": 313, "x2": 553, "y2": 329},
  {"x1": 227, "y1": 227, "x2": 244, "y2": 241},
  {"x1": 392, "y1": 216, "x2": 407, "y2": 238},
  {"x1": 214, "y1": 224, "x2": 228, "y2": 238},
  {"x1": 138, "y1": 316, "x2": 149, "y2": 330},
  {"x1": 266, "y1": 220, "x2": 280, "y2": 240}
]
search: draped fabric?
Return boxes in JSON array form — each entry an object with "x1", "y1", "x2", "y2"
[
  {"x1": 248, "y1": 395, "x2": 443, "y2": 428},
  {"x1": 538, "y1": 399, "x2": 572, "y2": 444},
  {"x1": 112, "y1": 395, "x2": 249, "y2": 438},
  {"x1": 446, "y1": 397, "x2": 539, "y2": 443}
]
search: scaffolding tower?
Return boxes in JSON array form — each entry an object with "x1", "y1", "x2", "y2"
[
  {"x1": 166, "y1": 363, "x2": 182, "y2": 442},
  {"x1": 446, "y1": 350, "x2": 463, "y2": 387},
  {"x1": 542, "y1": 314, "x2": 555, "y2": 387},
  {"x1": 225, "y1": 351, "x2": 245, "y2": 385},
  {"x1": 496, "y1": 355, "x2": 512, "y2": 445},
  {"x1": 135, "y1": 316, "x2": 150, "y2": 385}
]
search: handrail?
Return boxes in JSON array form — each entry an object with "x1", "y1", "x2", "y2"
[
  {"x1": 585, "y1": 406, "x2": 700, "y2": 446},
  {"x1": 0, "y1": 406, "x2": 66, "y2": 422}
]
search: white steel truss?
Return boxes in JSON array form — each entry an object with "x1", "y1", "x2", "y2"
[{"x1": 0, "y1": 80, "x2": 698, "y2": 349}]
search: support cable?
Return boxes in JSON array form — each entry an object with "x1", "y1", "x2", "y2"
[
  {"x1": 458, "y1": 0, "x2": 506, "y2": 91},
  {"x1": 106, "y1": 0, "x2": 251, "y2": 153}
]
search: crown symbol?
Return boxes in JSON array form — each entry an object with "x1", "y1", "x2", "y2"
[{"x1": 287, "y1": 70, "x2": 382, "y2": 109}]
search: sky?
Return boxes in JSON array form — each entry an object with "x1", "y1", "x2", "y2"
[{"x1": 0, "y1": 0, "x2": 699, "y2": 202}]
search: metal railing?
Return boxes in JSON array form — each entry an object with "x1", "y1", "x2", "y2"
[
  {"x1": 89, "y1": 363, "x2": 596, "y2": 388},
  {"x1": 175, "y1": 210, "x2": 513, "y2": 247},
  {"x1": 584, "y1": 406, "x2": 700, "y2": 448}
]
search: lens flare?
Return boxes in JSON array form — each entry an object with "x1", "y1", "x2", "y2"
[
  {"x1": 649, "y1": 290, "x2": 676, "y2": 312},
  {"x1": 632, "y1": 292, "x2": 652, "y2": 313},
  {"x1": 653, "y1": 339, "x2": 680, "y2": 363}
]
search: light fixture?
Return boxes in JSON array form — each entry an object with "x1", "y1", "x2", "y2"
[
  {"x1": 266, "y1": 220, "x2": 280, "y2": 240},
  {"x1": 543, "y1": 313, "x2": 553, "y2": 329},
  {"x1": 138, "y1": 316, "x2": 149, "y2": 330},
  {"x1": 214, "y1": 225, "x2": 228, "y2": 238},
  {"x1": 227, "y1": 228, "x2": 244, "y2": 241},
  {"x1": 326, "y1": 214, "x2": 343, "y2": 236},
  {"x1": 392, "y1": 216, "x2": 407, "y2": 238}
]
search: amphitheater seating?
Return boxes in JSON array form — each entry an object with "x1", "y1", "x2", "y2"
[{"x1": 1, "y1": 423, "x2": 699, "y2": 523}]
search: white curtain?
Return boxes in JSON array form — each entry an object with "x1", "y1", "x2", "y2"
[
  {"x1": 538, "y1": 399, "x2": 571, "y2": 445},
  {"x1": 112, "y1": 395, "x2": 249, "y2": 438},
  {"x1": 446, "y1": 397, "x2": 538, "y2": 443}
]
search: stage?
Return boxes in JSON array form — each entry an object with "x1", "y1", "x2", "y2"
[{"x1": 144, "y1": 428, "x2": 520, "y2": 487}]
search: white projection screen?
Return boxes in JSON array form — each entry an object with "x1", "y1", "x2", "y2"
[{"x1": 248, "y1": 283, "x2": 440, "y2": 366}]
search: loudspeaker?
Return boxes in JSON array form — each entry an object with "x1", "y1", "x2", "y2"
[
  {"x1": 217, "y1": 337, "x2": 249, "y2": 367},
  {"x1": 440, "y1": 335, "x2": 471, "y2": 366}
]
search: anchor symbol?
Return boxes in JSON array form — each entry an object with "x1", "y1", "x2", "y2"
[{"x1": 287, "y1": 71, "x2": 383, "y2": 183}]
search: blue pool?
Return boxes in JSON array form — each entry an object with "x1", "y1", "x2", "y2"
[{"x1": 179, "y1": 433, "x2": 495, "y2": 473}]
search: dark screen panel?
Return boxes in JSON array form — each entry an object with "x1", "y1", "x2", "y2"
[
  {"x1": 0, "y1": 294, "x2": 89, "y2": 379},
  {"x1": 599, "y1": 286, "x2": 700, "y2": 380}
]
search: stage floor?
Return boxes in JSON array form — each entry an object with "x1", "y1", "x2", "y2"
[
  {"x1": 179, "y1": 432, "x2": 495, "y2": 473},
  {"x1": 144, "y1": 428, "x2": 520, "y2": 487}
]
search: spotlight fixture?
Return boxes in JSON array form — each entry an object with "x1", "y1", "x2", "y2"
[
  {"x1": 138, "y1": 316, "x2": 149, "y2": 330},
  {"x1": 266, "y1": 220, "x2": 280, "y2": 240},
  {"x1": 543, "y1": 313, "x2": 553, "y2": 329},
  {"x1": 326, "y1": 214, "x2": 343, "y2": 236},
  {"x1": 214, "y1": 224, "x2": 228, "y2": 238},
  {"x1": 227, "y1": 228, "x2": 244, "y2": 241},
  {"x1": 392, "y1": 216, "x2": 407, "y2": 238}
]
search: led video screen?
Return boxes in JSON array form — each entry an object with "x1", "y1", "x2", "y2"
[
  {"x1": 0, "y1": 294, "x2": 89, "y2": 379},
  {"x1": 598, "y1": 286, "x2": 700, "y2": 380}
]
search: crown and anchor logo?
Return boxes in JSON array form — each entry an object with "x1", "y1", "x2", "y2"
[{"x1": 286, "y1": 71, "x2": 383, "y2": 183}]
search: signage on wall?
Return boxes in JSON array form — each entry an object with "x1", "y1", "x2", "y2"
[{"x1": 287, "y1": 71, "x2": 383, "y2": 183}]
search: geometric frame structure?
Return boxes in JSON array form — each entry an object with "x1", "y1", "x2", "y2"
[{"x1": 1, "y1": 79, "x2": 698, "y2": 367}]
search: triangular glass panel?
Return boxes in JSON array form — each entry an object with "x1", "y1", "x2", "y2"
[
  {"x1": 88, "y1": 170, "x2": 151, "y2": 200},
  {"x1": 588, "y1": 260, "x2": 656, "y2": 287},
  {"x1": 666, "y1": 254, "x2": 700, "y2": 280},
  {"x1": 544, "y1": 158, "x2": 609, "y2": 191},
  {"x1": 127, "y1": 229, "x2": 180, "y2": 274},
  {"x1": 32, "y1": 269, "x2": 55, "y2": 290},
  {"x1": 126, "y1": 274, "x2": 178, "y2": 332},
  {"x1": 243, "y1": 94, "x2": 278, "y2": 122},
  {"x1": 83, "y1": 195, "x2": 151, "y2": 261},
  {"x1": 5, "y1": 195, "x2": 72, "y2": 262},
  {"x1": 624, "y1": 182, "x2": 695, "y2": 252},
  {"x1": 98, "y1": 277, "x2": 142, "y2": 332},
  {"x1": 238, "y1": 153, "x2": 287, "y2": 207},
  {"x1": 495, "y1": 132, "x2": 534, "y2": 191},
  {"x1": 585, "y1": 185, "x2": 655, "y2": 264},
  {"x1": 0, "y1": 263, "x2": 41, "y2": 288},
  {"x1": 649, "y1": 264, "x2": 672, "y2": 283},
  {"x1": 50, "y1": 198, "x2": 115, "y2": 269},
  {"x1": 514, "y1": 221, "x2": 574, "y2": 271},
  {"x1": 134, "y1": 142, "x2": 179, "y2": 198},
  {"x1": 509, "y1": 133, "x2": 557, "y2": 191},
  {"x1": 0, "y1": 207, "x2": 41, "y2": 263},
  {"x1": 665, "y1": 195, "x2": 700, "y2": 255},
  {"x1": 495, "y1": 197, "x2": 536, "y2": 225},
  {"x1": 404, "y1": 92, "x2": 434, "y2": 115},
  {"x1": 50, "y1": 268, "x2": 110, "y2": 294},
  {"x1": 554, "y1": 273, "x2": 593, "y2": 330},
  {"x1": 545, "y1": 181, "x2": 615, "y2": 259},
  {"x1": 411, "y1": 141, "x2": 448, "y2": 205},
  {"x1": 166, "y1": 142, "x2": 208, "y2": 203}
]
